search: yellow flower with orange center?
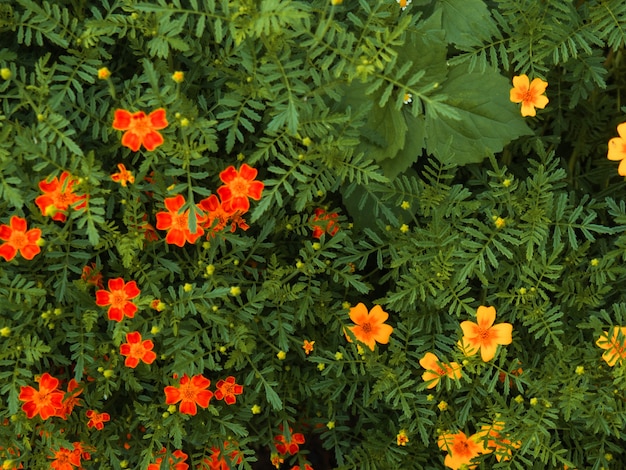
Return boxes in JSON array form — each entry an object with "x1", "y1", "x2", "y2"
[{"x1": 509, "y1": 74, "x2": 549, "y2": 117}]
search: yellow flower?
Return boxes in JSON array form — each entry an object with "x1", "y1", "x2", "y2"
[
  {"x1": 171, "y1": 71, "x2": 184, "y2": 83},
  {"x1": 1, "y1": 68, "x2": 12, "y2": 80},
  {"x1": 607, "y1": 122, "x2": 626, "y2": 176},
  {"x1": 494, "y1": 217, "x2": 506, "y2": 229},
  {"x1": 437, "y1": 401, "x2": 448, "y2": 411},
  {"x1": 230, "y1": 286, "x2": 241, "y2": 296},
  {"x1": 327, "y1": 421, "x2": 335, "y2": 429},
  {"x1": 334, "y1": 351, "x2": 343, "y2": 360},
  {"x1": 251, "y1": 404, "x2": 261, "y2": 414},
  {"x1": 397, "y1": 429, "x2": 409, "y2": 446},
  {"x1": 459, "y1": 306, "x2": 513, "y2": 362},
  {"x1": 0, "y1": 327, "x2": 10, "y2": 337},
  {"x1": 400, "y1": 224, "x2": 409, "y2": 233},
  {"x1": 331, "y1": 0, "x2": 343, "y2": 4},
  {"x1": 277, "y1": 350, "x2": 286, "y2": 360},
  {"x1": 97, "y1": 67, "x2": 110, "y2": 80},
  {"x1": 317, "y1": 363, "x2": 326, "y2": 371},
  {"x1": 509, "y1": 74, "x2": 549, "y2": 117},
  {"x1": 397, "y1": 0, "x2": 412, "y2": 11},
  {"x1": 400, "y1": 201, "x2": 410, "y2": 210},
  {"x1": 596, "y1": 326, "x2": 626, "y2": 366}
]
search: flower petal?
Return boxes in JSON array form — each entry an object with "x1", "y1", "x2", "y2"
[
  {"x1": 512, "y1": 74, "x2": 529, "y2": 92},
  {"x1": 219, "y1": 166, "x2": 238, "y2": 184},
  {"x1": 142, "y1": 131, "x2": 164, "y2": 151},
  {"x1": 368, "y1": 305, "x2": 389, "y2": 324},
  {"x1": 476, "y1": 306, "x2": 496, "y2": 329},
  {"x1": 239, "y1": 164, "x2": 258, "y2": 181},
  {"x1": 149, "y1": 108, "x2": 168, "y2": 129},
  {"x1": 112, "y1": 109, "x2": 132, "y2": 130},
  {"x1": 0, "y1": 243, "x2": 17, "y2": 261},
  {"x1": 164, "y1": 195, "x2": 185, "y2": 213},
  {"x1": 10, "y1": 216, "x2": 27, "y2": 231},
  {"x1": 121, "y1": 131, "x2": 141, "y2": 151},
  {"x1": 489, "y1": 322, "x2": 513, "y2": 345},
  {"x1": 349, "y1": 303, "x2": 369, "y2": 325}
]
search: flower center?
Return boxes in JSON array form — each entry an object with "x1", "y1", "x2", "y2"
[
  {"x1": 9, "y1": 231, "x2": 27, "y2": 249},
  {"x1": 477, "y1": 326, "x2": 491, "y2": 340},
  {"x1": 230, "y1": 177, "x2": 249, "y2": 196},
  {"x1": 361, "y1": 322, "x2": 372, "y2": 333},
  {"x1": 181, "y1": 384, "x2": 197, "y2": 401},
  {"x1": 111, "y1": 292, "x2": 127, "y2": 307},
  {"x1": 172, "y1": 213, "x2": 188, "y2": 231},
  {"x1": 453, "y1": 439, "x2": 472, "y2": 456}
]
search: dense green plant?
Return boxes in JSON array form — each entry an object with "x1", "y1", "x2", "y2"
[{"x1": 3, "y1": 0, "x2": 626, "y2": 469}]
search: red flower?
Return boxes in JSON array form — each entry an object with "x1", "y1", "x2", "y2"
[
  {"x1": 35, "y1": 171, "x2": 86, "y2": 222},
  {"x1": 112, "y1": 108, "x2": 168, "y2": 151},
  {"x1": 18, "y1": 373, "x2": 64, "y2": 419},
  {"x1": 48, "y1": 446, "x2": 81, "y2": 470},
  {"x1": 120, "y1": 331, "x2": 157, "y2": 368},
  {"x1": 164, "y1": 374, "x2": 213, "y2": 415},
  {"x1": 86, "y1": 409, "x2": 110, "y2": 430},
  {"x1": 274, "y1": 428, "x2": 306, "y2": 455},
  {"x1": 110, "y1": 163, "x2": 135, "y2": 186},
  {"x1": 200, "y1": 442, "x2": 243, "y2": 470},
  {"x1": 55, "y1": 379, "x2": 83, "y2": 419},
  {"x1": 198, "y1": 194, "x2": 232, "y2": 234},
  {"x1": 291, "y1": 465, "x2": 314, "y2": 470},
  {"x1": 0, "y1": 216, "x2": 42, "y2": 261},
  {"x1": 95, "y1": 278, "x2": 141, "y2": 322},
  {"x1": 81, "y1": 263, "x2": 104, "y2": 289},
  {"x1": 214, "y1": 376, "x2": 243, "y2": 405},
  {"x1": 155, "y1": 195, "x2": 205, "y2": 247},
  {"x1": 216, "y1": 164, "x2": 264, "y2": 213},
  {"x1": 311, "y1": 208, "x2": 339, "y2": 239},
  {"x1": 147, "y1": 448, "x2": 189, "y2": 470}
]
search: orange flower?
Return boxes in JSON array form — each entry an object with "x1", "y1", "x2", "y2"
[
  {"x1": 147, "y1": 448, "x2": 189, "y2": 470},
  {"x1": 509, "y1": 74, "x2": 549, "y2": 117},
  {"x1": 607, "y1": 122, "x2": 626, "y2": 176},
  {"x1": 477, "y1": 422, "x2": 520, "y2": 462},
  {"x1": 112, "y1": 108, "x2": 168, "y2": 151},
  {"x1": 274, "y1": 429, "x2": 306, "y2": 456},
  {"x1": 419, "y1": 352, "x2": 462, "y2": 389},
  {"x1": 397, "y1": 0, "x2": 411, "y2": 10},
  {"x1": 155, "y1": 195, "x2": 205, "y2": 247},
  {"x1": 596, "y1": 326, "x2": 626, "y2": 366},
  {"x1": 48, "y1": 446, "x2": 81, "y2": 470},
  {"x1": 164, "y1": 373, "x2": 213, "y2": 415},
  {"x1": 0, "y1": 216, "x2": 42, "y2": 261},
  {"x1": 214, "y1": 376, "x2": 243, "y2": 405},
  {"x1": 198, "y1": 194, "x2": 232, "y2": 234},
  {"x1": 290, "y1": 465, "x2": 314, "y2": 470},
  {"x1": 200, "y1": 442, "x2": 243, "y2": 470},
  {"x1": 311, "y1": 208, "x2": 339, "y2": 239},
  {"x1": 345, "y1": 303, "x2": 393, "y2": 351},
  {"x1": 120, "y1": 332, "x2": 156, "y2": 368},
  {"x1": 95, "y1": 277, "x2": 141, "y2": 322},
  {"x1": 216, "y1": 164, "x2": 264, "y2": 213},
  {"x1": 55, "y1": 379, "x2": 83, "y2": 419},
  {"x1": 18, "y1": 373, "x2": 64, "y2": 419},
  {"x1": 35, "y1": 171, "x2": 86, "y2": 222},
  {"x1": 459, "y1": 306, "x2": 512, "y2": 362},
  {"x1": 302, "y1": 340, "x2": 315, "y2": 355},
  {"x1": 438, "y1": 430, "x2": 486, "y2": 470},
  {"x1": 86, "y1": 410, "x2": 110, "y2": 430},
  {"x1": 110, "y1": 163, "x2": 135, "y2": 186},
  {"x1": 81, "y1": 263, "x2": 104, "y2": 289}
]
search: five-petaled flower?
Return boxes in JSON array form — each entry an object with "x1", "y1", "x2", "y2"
[
  {"x1": 18, "y1": 373, "x2": 64, "y2": 420},
  {"x1": 0, "y1": 216, "x2": 42, "y2": 261},
  {"x1": 35, "y1": 171, "x2": 86, "y2": 222},
  {"x1": 86, "y1": 410, "x2": 110, "y2": 430},
  {"x1": 111, "y1": 163, "x2": 135, "y2": 186},
  {"x1": 48, "y1": 446, "x2": 81, "y2": 470},
  {"x1": 164, "y1": 373, "x2": 213, "y2": 415},
  {"x1": 274, "y1": 428, "x2": 306, "y2": 455},
  {"x1": 155, "y1": 195, "x2": 205, "y2": 247},
  {"x1": 419, "y1": 352, "x2": 462, "y2": 389},
  {"x1": 217, "y1": 164, "x2": 264, "y2": 213},
  {"x1": 112, "y1": 108, "x2": 168, "y2": 151},
  {"x1": 459, "y1": 306, "x2": 512, "y2": 362},
  {"x1": 438, "y1": 430, "x2": 486, "y2": 470},
  {"x1": 311, "y1": 208, "x2": 339, "y2": 239},
  {"x1": 509, "y1": 74, "x2": 549, "y2": 117},
  {"x1": 302, "y1": 340, "x2": 315, "y2": 355},
  {"x1": 214, "y1": 376, "x2": 244, "y2": 405},
  {"x1": 596, "y1": 326, "x2": 626, "y2": 366},
  {"x1": 95, "y1": 277, "x2": 141, "y2": 322},
  {"x1": 345, "y1": 303, "x2": 393, "y2": 351},
  {"x1": 120, "y1": 332, "x2": 157, "y2": 368},
  {"x1": 607, "y1": 122, "x2": 626, "y2": 176}
]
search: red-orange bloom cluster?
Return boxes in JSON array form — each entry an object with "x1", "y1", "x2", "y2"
[
  {"x1": 0, "y1": 216, "x2": 42, "y2": 261},
  {"x1": 438, "y1": 430, "x2": 486, "y2": 469},
  {"x1": 49, "y1": 446, "x2": 81, "y2": 470},
  {"x1": 56, "y1": 379, "x2": 83, "y2": 420},
  {"x1": 35, "y1": 171, "x2": 86, "y2": 222},
  {"x1": 311, "y1": 208, "x2": 339, "y2": 239},
  {"x1": 155, "y1": 195, "x2": 205, "y2": 247},
  {"x1": 95, "y1": 278, "x2": 141, "y2": 322},
  {"x1": 147, "y1": 448, "x2": 189, "y2": 470},
  {"x1": 217, "y1": 164, "x2": 264, "y2": 213},
  {"x1": 164, "y1": 374, "x2": 213, "y2": 415},
  {"x1": 274, "y1": 428, "x2": 306, "y2": 456},
  {"x1": 81, "y1": 263, "x2": 104, "y2": 289},
  {"x1": 18, "y1": 373, "x2": 64, "y2": 420},
  {"x1": 200, "y1": 442, "x2": 243, "y2": 470},
  {"x1": 112, "y1": 108, "x2": 168, "y2": 151},
  {"x1": 86, "y1": 409, "x2": 110, "y2": 430},
  {"x1": 214, "y1": 376, "x2": 243, "y2": 405},
  {"x1": 120, "y1": 331, "x2": 157, "y2": 368},
  {"x1": 110, "y1": 163, "x2": 135, "y2": 186}
]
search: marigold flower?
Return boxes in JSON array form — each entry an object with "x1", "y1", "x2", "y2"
[
  {"x1": 596, "y1": 326, "x2": 626, "y2": 366},
  {"x1": 302, "y1": 340, "x2": 315, "y2": 355},
  {"x1": 438, "y1": 430, "x2": 486, "y2": 470},
  {"x1": 112, "y1": 108, "x2": 168, "y2": 151},
  {"x1": 509, "y1": 74, "x2": 549, "y2": 117},
  {"x1": 120, "y1": 331, "x2": 157, "y2": 368},
  {"x1": 35, "y1": 171, "x2": 86, "y2": 222},
  {"x1": 345, "y1": 303, "x2": 393, "y2": 351},
  {"x1": 97, "y1": 67, "x2": 110, "y2": 80},
  {"x1": 164, "y1": 373, "x2": 213, "y2": 415},
  {"x1": 55, "y1": 379, "x2": 83, "y2": 419},
  {"x1": 18, "y1": 373, "x2": 64, "y2": 420},
  {"x1": 419, "y1": 352, "x2": 462, "y2": 389},
  {"x1": 48, "y1": 446, "x2": 81, "y2": 470},
  {"x1": 81, "y1": 263, "x2": 104, "y2": 289},
  {"x1": 274, "y1": 429, "x2": 306, "y2": 455},
  {"x1": 86, "y1": 410, "x2": 110, "y2": 430},
  {"x1": 476, "y1": 422, "x2": 521, "y2": 462},
  {"x1": 171, "y1": 71, "x2": 184, "y2": 83},
  {"x1": 607, "y1": 122, "x2": 626, "y2": 176},
  {"x1": 214, "y1": 376, "x2": 244, "y2": 405},
  {"x1": 111, "y1": 163, "x2": 135, "y2": 186},
  {"x1": 270, "y1": 453, "x2": 284, "y2": 468},
  {"x1": 200, "y1": 442, "x2": 242, "y2": 470},
  {"x1": 397, "y1": 429, "x2": 409, "y2": 446},
  {"x1": 198, "y1": 194, "x2": 232, "y2": 234},
  {"x1": 216, "y1": 164, "x2": 264, "y2": 213},
  {"x1": 95, "y1": 277, "x2": 141, "y2": 322},
  {"x1": 0, "y1": 216, "x2": 42, "y2": 261},
  {"x1": 147, "y1": 449, "x2": 188, "y2": 470},
  {"x1": 155, "y1": 194, "x2": 205, "y2": 247},
  {"x1": 459, "y1": 306, "x2": 512, "y2": 362},
  {"x1": 311, "y1": 208, "x2": 339, "y2": 239}
]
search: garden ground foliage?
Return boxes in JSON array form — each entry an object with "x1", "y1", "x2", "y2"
[{"x1": 3, "y1": 0, "x2": 626, "y2": 469}]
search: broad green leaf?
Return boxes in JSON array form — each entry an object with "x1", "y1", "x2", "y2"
[{"x1": 435, "y1": 0, "x2": 498, "y2": 47}]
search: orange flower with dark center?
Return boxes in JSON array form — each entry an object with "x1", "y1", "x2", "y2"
[
  {"x1": 509, "y1": 74, "x2": 549, "y2": 117},
  {"x1": 164, "y1": 374, "x2": 213, "y2": 415},
  {"x1": 459, "y1": 306, "x2": 512, "y2": 362},
  {"x1": 112, "y1": 108, "x2": 168, "y2": 151},
  {"x1": 216, "y1": 164, "x2": 264, "y2": 213},
  {"x1": 95, "y1": 277, "x2": 141, "y2": 322},
  {"x1": 48, "y1": 446, "x2": 81, "y2": 470},
  {"x1": 156, "y1": 195, "x2": 205, "y2": 246},
  {"x1": 120, "y1": 331, "x2": 157, "y2": 368},
  {"x1": 419, "y1": 352, "x2": 462, "y2": 389},
  {"x1": 274, "y1": 429, "x2": 306, "y2": 455},
  {"x1": 345, "y1": 303, "x2": 393, "y2": 351},
  {"x1": 607, "y1": 123, "x2": 626, "y2": 176},
  {"x1": 35, "y1": 171, "x2": 86, "y2": 222},
  {"x1": 302, "y1": 340, "x2": 315, "y2": 355},
  {"x1": 18, "y1": 373, "x2": 64, "y2": 419},
  {"x1": 110, "y1": 163, "x2": 135, "y2": 186},
  {"x1": 86, "y1": 410, "x2": 110, "y2": 430},
  {"x1": 214, "y1": 376, "x2": 243, "y2": 405},
  {"x1": 0, "y1": 216, "x2": 42, "y2": 261},
  {"x1": 438, "y1": 430, "x2": 486, "y2": 470},
  {"x1": 596, "y1": 326, "x2": 626, "y2": 366}
]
